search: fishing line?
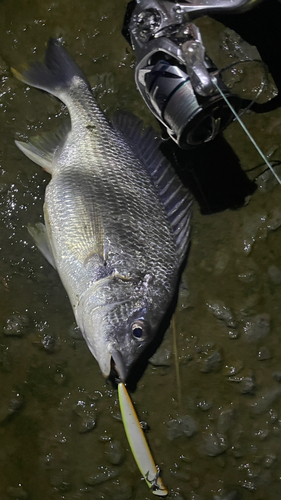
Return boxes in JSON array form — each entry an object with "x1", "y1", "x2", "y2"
[{"x1": 212, "y1": 78, "x2": 281, "y2": 186}]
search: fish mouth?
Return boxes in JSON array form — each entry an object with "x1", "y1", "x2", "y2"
[{"x1": 110, "y1": 349, "x2": 128, "y2": 382}]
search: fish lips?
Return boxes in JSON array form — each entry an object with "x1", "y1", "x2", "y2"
[{"x1": 110, "y1": 348, "x2": 128, "y2": 382}]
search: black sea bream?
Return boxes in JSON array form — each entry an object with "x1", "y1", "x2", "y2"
[{"x1": 14, "y1": 39, "x2": 192, "y2": 380}]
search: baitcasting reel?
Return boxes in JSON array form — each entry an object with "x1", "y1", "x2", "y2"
[{"x1": 122, "y1": 0, "x2": 264, "y2": 148}]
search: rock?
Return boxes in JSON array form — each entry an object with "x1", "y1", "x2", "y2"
[
  {"x1": 220, "y1": 491, "x2": 240, "y2": 500},
  {"x1": 251, "y1": 387, "x2": 281, "y2": 414},
  {"x1": 0, "y1": 392, "x2": 24, "y2": 423},
  {"x1": 6, "y1": 486, "x2": 29, "y2": 499},
  {"x1": 267, "y1": 209, "x2": 281, "y2": 230},
  {"x1": 85, "y1": 466, "x2": 118, "y2": 485},
  {"x1": 217, "y1": 408, "x2": 236, "y2": 434},
  {"x1": 3, "y1": 314, "x2": 29, "y2": 336},
  {"x1": 104, "y1": 440, "x2": 125, "y2": 465},
  {"x1": 213, "y1": 249, "x2": 230, "y2": 276},
  {"x1": 223, "y1": 361, "x2": 243, "y2": 376},
  {"x1": 239, "y1": 480, "x2": 257, "y2": 491},
  {"x1": 243, "y1": 314, "x2": 270, "y2": 342},
  {"x1": 257, "y1": 346, "x2": 271, "y2": 360},
  {"x1": 79, "y1": 416, "x2": 96, "y2": 433},
  {"x1": 68, "y1": 323, "x2": 83, "y2": 339},
  {"x1": 202, "y1": 432, "x2": 228, "y2": 456},
  {"x1": 73, "y1": 398, "x2": 97, "y2": 433},
  {"x1": 257, "y1": 167, "x2": 281, "y2": 193},
  {"x1": 240, "y1": 373, "x2": 256, "y2": 395},
  {"x1": 272, "y1": 371, "x2": 281, "y2": 382},
  {"x1": 103, "y1": 482, "x2": 133, "y2": 500},
  {"x1": 149, "y1": 327, "x2": 172, "y2": 366},
  {"x1": 213, "y1": 492, "x2": 240, "y2": 500},
  {"x1": 241, "y1": 213, "x2": 268, "y2": 254},
  {"x1": 268, "y1": 265, "x2": 281, "y2": 284},
  {"x1": 197, "y1": 400, "x2": 212, "y2": 411},
  {"x1": 200, "y1": 351, "x2": 222, "y2": 373},
  {"x1": 0, "y1": 344, "x2": 12, "y2": 372},
  {"x1": 207, "y1": 301, "x2": 237, "y2": 328},
  {"x1": 264, "y1": 453, "x2": 276, "y2": 468},
  {"x1": 178, "y1": 278, "x2": 192, "y2": 309},
  {"x1": 167, "y1": 416, "x2": 198, "y2": 440},
  {"x1": 41, "y1": 334, "x2": 57, "y2": 353},
  {"x1": 49, "y1": 469, "x2": 71, "y2": 491}
]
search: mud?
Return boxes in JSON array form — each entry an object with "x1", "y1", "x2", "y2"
[{"x1": 1, "y1": 1, "x2": 281, "y2": 499}]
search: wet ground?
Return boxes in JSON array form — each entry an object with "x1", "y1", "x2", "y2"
[{"x1": 1, "y1": 0, "x2": 281, "y2": 499}]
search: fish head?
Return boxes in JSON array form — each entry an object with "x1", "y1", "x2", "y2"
[{"x1": 78, "y1": 278, "x2": 169, "y2": 381}]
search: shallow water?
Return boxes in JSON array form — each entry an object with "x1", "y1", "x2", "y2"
[{"x1": 1, "y1": 1, "x2": 281, "y2": 499}]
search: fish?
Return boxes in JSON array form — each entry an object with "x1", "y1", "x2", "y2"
[{"x1": 13, "y1": 39, "x2": 192, "y2": 381}]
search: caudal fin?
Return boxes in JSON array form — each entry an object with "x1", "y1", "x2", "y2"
[{"x1": 12, "y1": 38, "x2": 90, "y2": 99}]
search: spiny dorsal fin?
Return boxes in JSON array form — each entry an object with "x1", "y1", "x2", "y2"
[{"x1": 112, "y1": 111, "x2": 192, "y2": 263}]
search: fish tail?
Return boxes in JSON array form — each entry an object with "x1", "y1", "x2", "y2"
[{"x1": 11, "y1": 38, "x2": 90, "y2": 99}]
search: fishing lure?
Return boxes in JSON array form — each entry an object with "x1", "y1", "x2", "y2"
[{"x1": 118, "y1": 382, "x2": 168, "y2": 496}]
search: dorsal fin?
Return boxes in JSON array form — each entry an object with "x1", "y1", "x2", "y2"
[{"x1": 112, "y1": 111, "x2": 192, "y2": 263}]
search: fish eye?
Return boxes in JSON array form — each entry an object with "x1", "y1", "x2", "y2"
[{"x1": 131, "y1": 320, "x2": 146, "y2": 342}]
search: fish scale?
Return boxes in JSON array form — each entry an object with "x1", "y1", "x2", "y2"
[{"x1": 14, "y1": 39, "x2": 192, "y2": 380}]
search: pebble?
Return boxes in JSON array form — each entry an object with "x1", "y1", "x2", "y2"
[
  {"x1": 6, "y1": 486, "x2": 29, "y2": 499},
  {"x1": 239, "y1": 480, "x2": 257, "y2": 491},
  {"x1": 243, "y1": 314, "x2": 270, "y2": 342},
  {"x1": 197, "y1": 400, "x2": 213, "y2": 411},
  {"x1": 217, "y1": 408, "x2": 236, "y2": 434},
  {"x1": 190, "y1": 494, "x2": 204, "y2": 500},
  {"x1": 257, "y1": 346, "x2": 271, "y2": 360},
  {"x1": 0, "y1": 345, "x2": 12, "y2": 373},
  {"x1": 213, "y1": 249, "x2": 230, "y2": 276},
  {"x1": 256, "y1": 162, "x2": 281, "y2": 192},
  {"x1": 268, "y1": 265, "x2": 281, "y2": 284},
  {"x1": 264, "y1": 453, "x2": 276, "y2": 468},
  {"x1": 73, "y1": 399, "x2": 97, "y2": 433},
  {"x1": 213, "y1": 492, "x2": 240, "y2": 500},
  {"x1": 202, "y1": 432, "x2": 228, "y2": 457},
  {"x1": 228, "y1": 330, "x2": 239, "y2": 339},
  {"x1": 149, "y1": 344, "x2": 172, "y2": 367},
  {"x1": 41, "y1": 334, "x2": 57, "y2": 353},
  {"x1": 68, "y1": 323, "x2": 83, "y2": 340},
  {"x1": 272, "y1": 371, "x2": 281, "y2": 382},
  {"x1": 49, "y1": 469, "x2": 71, "y2": 491},
  {"x1": 3, "y1": 313, "x2": 29, "y2": 336},
  {"x1": 167, "y1": 416, "x2": 198, "y2": 440},
  {"x1": 85, "y1": 466, "x2": 118, "y2": 485},
  {"x1": 223, "y1": 360, "x2": 243, "y2": 376},
  {"x1": 0, "y1": 392, "x2": 24, "y2": 423},
  {"x1": 240, "y1": 373, "x2": 256, "y2": 395},
  {"x1": 0, "y1": 55, "x2": 9, "y2": 75},
  {"x1": 105, "y1": 482, "x2": 133, "y2": 500},
  {"x1": 207, "y1": 301, "x2": 237, "y2": 328},
  {"x1": 200, "y1": 350, "x2": 222, "y2": 373},
  {"x1": 178, "y1": 278, "x2": 192, "y2": 309},
  {"x1": 251, "y1": 387, "x2": 281, "y2": 414},
  {"x1": 104, "y1": 440, "x2": 125, "y2": 465},
  {"x1": 267, "y1": 208, "x2": 281, "y2": 230}
]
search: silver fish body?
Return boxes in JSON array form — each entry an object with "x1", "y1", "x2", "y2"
[{"x1": 14, "y1": 39, "x2": 192, "y2": 380}]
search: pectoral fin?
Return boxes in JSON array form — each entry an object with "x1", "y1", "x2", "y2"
[
  {"x1": 28, "y1": 222, "x2": 56, "y2": 269},
  {"x1": 15, "y1": 122, "x2": 70, "y2": 174}
]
